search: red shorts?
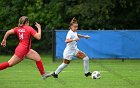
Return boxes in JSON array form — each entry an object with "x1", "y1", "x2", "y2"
[{"x1": 14, "y1": 44, "x2": 30, "y2": 59}]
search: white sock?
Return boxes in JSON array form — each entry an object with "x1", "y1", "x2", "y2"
[
  {"x1": 83, "y1": 56, "x2": 89, "y2": 73},
  {"x1": 55, "y1": 63, "x2": 68, "y2": 74}
]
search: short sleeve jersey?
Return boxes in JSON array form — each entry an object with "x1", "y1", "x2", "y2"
[
  {"x1": 65, "y1": 29, "x2": 78, "y2": 51},
  {"x1": 13, "y1": 25, "x2": 37, "y2": 49}
]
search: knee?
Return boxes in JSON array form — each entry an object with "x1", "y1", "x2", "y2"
[
  {"x1": 34, "y1": 55, "x2": 41, "y2": 61},
  {"x1": 63, "y1": 59, "x2": 70, "y2": 64},
  {"x1": 66, "y1": 61, "x2": 70, "y2": 64},
  {"x1": 83, "y1": 56, "x2": 89, "y2": 61},
  {"x1": 36, "y1": 58, "x2": 41, "y2": 61}
]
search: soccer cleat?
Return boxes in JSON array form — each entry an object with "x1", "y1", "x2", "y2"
[
  {"x1": 51, "y1": 72, "x2": 58, "y2": 78},
  {"x1": 42, "y1": 73, "x2": 52, "y2": 80},
  {"x1": 85, "y1": 72, "x2": 91, "y2": 77}
]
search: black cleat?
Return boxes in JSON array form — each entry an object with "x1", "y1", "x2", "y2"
[
  {"x1": 85, "y1": 72, "x2": 91, "y2": 77},
  {"x1": 52, "y1": 72, "x2": 58, "y2": 78}
]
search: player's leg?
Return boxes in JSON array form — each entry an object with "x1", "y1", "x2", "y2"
[
  {"x1": 0, "y1": 55, "x2": 22, "y2": 70},
  {"x1": 26, "y1": 49, "x2": 50, "y2": 79},
  {"x1": 52, "y1": 59, "x2": 70, "y2": 78},
  {"x1": 55, "y1": 59, "x2": 70, "y2": 75},
  {"x1": 76, "y1": 50, "x2": 91, "y2": 77}
]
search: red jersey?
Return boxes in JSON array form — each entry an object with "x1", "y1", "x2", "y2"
[{"x1": 14, "y1": 26, "x2": 37, "y2": 49}]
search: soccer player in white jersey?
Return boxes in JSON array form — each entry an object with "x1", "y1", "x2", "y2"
[{"x1": 52, "y1": 17, "x2": 91, "y2": 78}]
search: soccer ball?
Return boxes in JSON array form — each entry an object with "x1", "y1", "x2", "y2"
[{"x1": 91, "y1": 71, "x2": 101, "y2": 79}]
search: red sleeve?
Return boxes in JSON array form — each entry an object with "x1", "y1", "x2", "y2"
[
  {"x1": 13, "y1": 27, "x2": 18, "y2": 34},
  {"x1": 30, "y1": 27, "x2": 37, "y2": 36}
]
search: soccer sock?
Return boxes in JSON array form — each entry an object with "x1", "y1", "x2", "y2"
[
  {"x1": 83, "y1": 56, "x2": 89, "y2": 73},
  {"x1": 0, "y1": 62, "x2": 10, "y2": 70},
  {"x1": 36, "y1": 60, "x2": 45, "y2": 76},
  {"x1": 55, "y1": 63, "x2": 68, "y2": 74}
]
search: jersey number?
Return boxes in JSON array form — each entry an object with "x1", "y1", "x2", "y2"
[{"x1": 19, "y1": 33, "x2": 24, "y2": 39}]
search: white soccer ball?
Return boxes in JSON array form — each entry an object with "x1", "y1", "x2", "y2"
[{"x1": 91, "y1": 71, "x2": 101, "y2": 79}]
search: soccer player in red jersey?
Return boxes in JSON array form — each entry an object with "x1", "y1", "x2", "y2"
[{"x1": 0, "y1": 16, "x2": 50, "y2": 80}]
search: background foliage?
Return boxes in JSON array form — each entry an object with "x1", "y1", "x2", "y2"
[
  {"x1": 0, "y1": 0, "x2": 140, "y2": 54},
  {"x1": 0, "y1": 0, "x2": 140, "y2": 30}
]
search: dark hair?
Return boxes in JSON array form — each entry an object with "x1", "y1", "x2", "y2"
[
  {"x1": 69, "y1": 17, "x2": 78, "y2": 26},
  {"x1": 18, "y1": 16, "x2": 29, "y2": 27}
]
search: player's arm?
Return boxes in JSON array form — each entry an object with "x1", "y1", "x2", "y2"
[
  {"x1": 65, "y1": 38, "x2": 79, "y2": 43},
  {"x1": 65, "y1": 32, "x2": 79, "y2": 43},
  {"x1": 1, "y1": 29, "x2": 15, "y2": 47},
  {"x1": 33, "y1": 22, "x2": 41, "y2": 40},
  {"x1": 78, "y1": 34, "x2": 90, "y2": 39}
]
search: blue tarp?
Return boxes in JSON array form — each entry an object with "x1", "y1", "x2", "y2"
[{"x1": 55, "y1": 30, "x2": 140, "y2": 59}]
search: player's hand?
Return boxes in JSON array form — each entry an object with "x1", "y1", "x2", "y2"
[
  {"x1": 1, "y1": 40, "x2": 6, "y2": 47},
  {"x1": 84, "y1": 35, "x2": 90, "y2": 39},
  {"x1": 35, "y1": 22, "x2": 41, "y2": 29}
]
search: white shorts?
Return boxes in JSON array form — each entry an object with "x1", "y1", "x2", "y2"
[{"x1": 63, "y1": 49, "x2": 80, "y2": 60}]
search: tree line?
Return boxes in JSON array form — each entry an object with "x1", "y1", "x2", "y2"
[{"x1": 0, "y1": 0, "x2": 140, "y2": 30}]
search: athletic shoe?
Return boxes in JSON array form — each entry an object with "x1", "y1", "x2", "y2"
[
  {"x1": 51, "y1": 72, "x2": 58, "y2": 78},
  {"x1": 42, "y1": 72, "x2": 52, "y2": 80},
  {"x1": 85, "y1": 72, "x2": 91, "y2": 77}
]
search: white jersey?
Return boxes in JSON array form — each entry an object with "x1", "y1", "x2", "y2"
[
  {"x1": 63, "y1": 30, "x2": 79, "y2": 60},
  {"x1": 63, "y1": 29, "x2": 86, "y2": 60},
  {"x1": 64, "y1": 29, "x2": 78, "y2": 51}
]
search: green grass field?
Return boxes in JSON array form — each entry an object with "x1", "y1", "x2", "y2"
[{"x1": 0, "y1": 55, "x2": 140, "y2": 88}]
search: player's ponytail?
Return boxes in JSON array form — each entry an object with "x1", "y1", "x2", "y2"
[
  {"x1": 70, "y1": 17, "x2": 77, "y2": 25},
  {"x1": 18, "y1": 16, "x2": 29, "y2": 27},
  {"x1": 69, "y1": 17, "x2": 78, "y2": 29}
]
